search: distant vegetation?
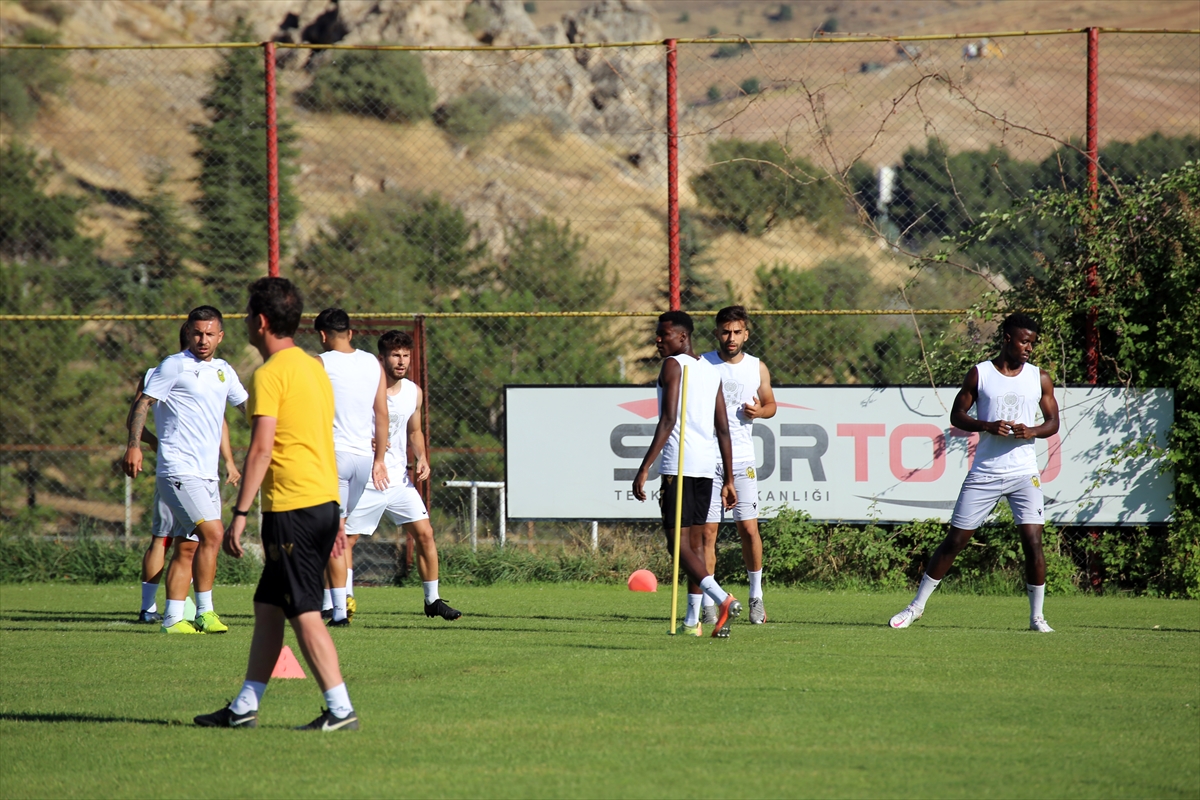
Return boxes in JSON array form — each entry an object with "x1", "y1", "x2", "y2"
[
  {"x1": 434, "y1": 87, "x2": 521, "y2": 145},
  {"x1": 0, "y1": 26, "x2": 69, "y2": 129},
  {"x1": 298, "y1": 49, "x2": 435, "y2": 123}
]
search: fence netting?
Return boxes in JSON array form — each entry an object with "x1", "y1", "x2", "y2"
[{"x1": 2, "y1": 13, "x2": 1196, "y2": 554}]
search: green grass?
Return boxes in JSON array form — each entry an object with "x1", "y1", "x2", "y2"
[{"x1": 1, "y1": 584, "x2": 1197, "y2": 799}]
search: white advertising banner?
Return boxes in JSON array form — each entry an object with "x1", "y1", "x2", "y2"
[{"x1": 505, "y1": 385, "x2": 1173, "y2": 524}]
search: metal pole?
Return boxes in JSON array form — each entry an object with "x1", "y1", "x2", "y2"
[
  {"x1": 665, "y1": 37, "x2": 680, "y2": 311},
  {"x1": 470, "y1": 485, "x2": 478, "y2": 552},
  {"x1": 1084, "y1": 27, "x2": 1099, "y2": 385},
  {"x1": 264, "y1": 41, "x2": 280, "y2": 278},
  {"x1": 498, "y1": 488, "x2": 506, "y2": 548},
  {"x1": 591, "y1": 520, "x2": 598, "y2": 552},
  {"x1": 124, "y1": 475, "x2": 132, "y2": 547}
]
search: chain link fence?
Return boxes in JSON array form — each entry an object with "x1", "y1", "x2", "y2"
[{"x1": 2, "y1": 19, "x2": 1197, "y2": 555}]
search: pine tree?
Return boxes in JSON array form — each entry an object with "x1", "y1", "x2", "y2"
[
  {"x1": 192, "y1": 19, "x2": 298, "y2": 304},
  {"x1": 661, "y1": 209, "x2": 723, "y2": 311},
  {"x1": 129, "y1": 166, "x2": 189, "y2": 287}
]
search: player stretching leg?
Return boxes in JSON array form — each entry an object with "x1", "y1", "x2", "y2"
[
  {"x1": 314, "y1": 308, "x2": 389, "y2": 627},
  {"x1": 698, "y1": 306, "x2": 776, "y2": 626},
  {"x1": 345, "y1": 331, "x2": 461, "y2": 621},
  {"x1": 196, "y1": 277, "x2": 358, "y2": 731},
  {"x1": 124, "y1": 307, "x2": 248, "y2": 634},
  {"x1": 633, "y1": 311, "x2": 741, "y2": 639},
  {"x1": 889, "y1": 313, "x2": 1060, "y2": 633}
]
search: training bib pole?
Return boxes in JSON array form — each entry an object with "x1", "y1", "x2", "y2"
[{"x1": 669, "y1": 365, "x2": 689, "y2": 634}]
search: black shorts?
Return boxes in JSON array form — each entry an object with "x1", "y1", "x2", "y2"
[
  {"x1": 254, "y1": 501, "x2": 340, "y2": 618},
  {"x1": 659, "y1": 475, "x2": 713, "y2": 531}
]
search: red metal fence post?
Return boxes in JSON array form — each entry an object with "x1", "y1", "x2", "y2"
[
  {"x1": 264, "y1": 41, "x2": 281, "y2": 278},
  {"x1": 665, "y1": 38, "x2": 680, "y2": 311},
  {"x1": 1085, "y1": 27, "x2": 1100, "y2": 384}
]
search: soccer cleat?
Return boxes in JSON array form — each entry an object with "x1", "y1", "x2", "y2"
[
  {"x1": 749, "y1": 597, "x2": 767, "y2": 624},
  {"x1": 346, "y1": 596, "x2": 357, "y2": 621},
  {"x1": 424, "y1": 598, "x2": 462, "y2": 621},
  {"x1": 889, "y1": 604, "x2": 923, "y2": 629},
  {"x1": 321, "y1": 608, "x2": 333, "y2": 622},
  {"x1": 1030, "y1": 616, "x2": 1055, "y2": 633},
  {"x1": 295, "y1": 708, "x2": 359, "y2": 732},
  {"x1": 327, "y1": 616, "x2": 350, "y2": 628},
  {"x1": 137, "y1": 610, "x2": 162, "y2": 624},
  {"x1": 162, "y1": 620, "x2": 203, "y2": 634},
  {"x1": 193, "y1": 610, "x2": 229, "y2": 634},
  {"x1": 701, "y1": 604, "x2": 718, "y2": 627},
  {"x1": 674, "y1": 621, "x2": 703, "y2": 637},
  {"x1": 711, "y1": 595, "x2": 741, "y2": 638},
  {"x1": 194, "y1": 705, "x2": 258, "y2": 728}
]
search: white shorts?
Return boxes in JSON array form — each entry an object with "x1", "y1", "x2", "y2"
[
  {"x1": 336, "y1": 451, "x2": 374, "y2": 518},
  {"x1": 156, "y1": 474, "x2": 220, "y2": 540},
  {"x1": 150, "y1": 489, "x2": 184, "y2": 539},
  {"x1": 344, "y1": 481, "x2": 429, "y2": 536},
  {"x1": 951, "y1": 472, "x2": 1045, "y2": 530},
  {"x1": 706, "y1": 461, "x2": 759, "y2": 524}
]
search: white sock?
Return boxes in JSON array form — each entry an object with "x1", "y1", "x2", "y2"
[
  {"x1": 322, "y1": 589, "x2": 333, "y2": 611},
  {"x1": 685, "y1": 593, "x2": 702, "y2": 626},
  {"x1": 140, "y1": 582, "x2": 158, "y2": 613},
  {"x1": 748, "y1": 569, "x2": 763, "y2": 599},
  {"x1": 912, "y1": 574, "x2": 941, "y2": 610},
  {"x1": 230, "y1": 680, "x2": 266, "y2": 715},
  {"x1": 699, "y1": 575, "x2": 729, "y2": 605},
  {"x1": 323, "y1": 682, "x2": 353, "y2": 717},
  {"x1": 701, "y1": 593, "x2": 716, "y2": 608},
  {"x1": 163, "y1": 598, "x2": 185, "y2": 628},
  {"x1": 347, "y1": 568, "x2": 354, "y2": 597},
  {"x1": 1027, "y1": 583, "x2": 1046, "y2": 619},
  {"x1": 331, "y1": 587, "x2": 347, "y2": 622},
  {"x1": 195, "y1": 590, "x2": 213, "y2": 616},
  {"x1": 423, "y1": 580, "x2": 439, "y2": 605}
]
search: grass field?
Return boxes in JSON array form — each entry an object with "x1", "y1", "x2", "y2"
[{"x1": 1, "y1": 584, "x2": 1197, "y2": 799}]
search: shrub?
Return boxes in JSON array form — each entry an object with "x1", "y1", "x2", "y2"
[
  {"x1": 819, "y1": 16, "x2": 838, "y2": 33},
  {"x1": 712, "y1": 42, "x2": 751, "y2": 59},
  {"x1": 523, "y1": 1, "x2": 537, "y2": 12},
  {"x1": 298, "y1": 49, "x2": 434, "y2": 123},
  {"x1": 435, "y1": 87, "x2": 521, "y2": 144},
  {"x1": 0, "y1": 26, "x2": 70, "y2": 128},
  {"x1": 706, "y1": 85, "x2": 722, "y2": 102},
  {"x1": 739, "y1": 77, "x2": 761, "y2": 96}
]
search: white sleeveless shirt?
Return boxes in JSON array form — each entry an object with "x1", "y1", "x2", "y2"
[
  {"x1": 385, "y1": 379, "x2": 419, "y2": 484},
  {"x1": 659, "y1": 354, "x2": 720, "y2": 478},
  {"x1": 319, "y1": 349, "x2": 382, "y2": 457},
  {"x1": 701, "y1": 351, "x2": 760, "y2": 463},
  {"x1": 971, "y1": 360, "x2": 1042, "y2": 476}
]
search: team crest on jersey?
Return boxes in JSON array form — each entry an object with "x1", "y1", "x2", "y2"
[
  {"x1": 1031, "y1": 476, "x2": 1041, "y2": 489},
  {"x1": 722, "y1": 380, "x2": 743, "y2": 407},
  {"x1": 997, "y1": 392, "x2": 1024, "y2": 421},
  {"x1": 745, "y1": 466, "x2": 756, "y2": 480},
  {"x1": 217, "y1": 369, "x2": 226, "y2": 383}
]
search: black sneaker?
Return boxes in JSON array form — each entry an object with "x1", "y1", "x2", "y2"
[
  {"x1": 327, "y1": 616, "x2": 350, "y2": 627},
  {"x1": 137, "y1": 610, "x2": 162, "y2": 624},
  {"x1": 295, "y1": 708, "x2": 359, "y2": 731},
  {"x1": 424, "y1": 598, "x2": 462, "y2": 621},
  {"x1": 194, "y1": 705, "x2": 258, "y2": 728}
]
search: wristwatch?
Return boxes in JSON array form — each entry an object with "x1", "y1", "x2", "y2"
[{"x1": 232, "y1": 508, "x2": 250, "y2": 517}]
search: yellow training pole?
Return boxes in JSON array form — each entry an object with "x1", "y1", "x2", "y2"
[{"x1": 669, "y1": 365, "x2": 689, "y2": 634}]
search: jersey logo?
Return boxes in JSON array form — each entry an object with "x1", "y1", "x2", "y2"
[
  {"x1": 745, "y1": 466, "x2": 756, "y2": 480},
  {"x1": 722, "y1": 380, "x2": 743, "y2": 407},
  {"x1": 217, "y1": 369, "x2": 226, "y2": 383},
  {"x1": 997, "y1": 392, "x2": 1025, "y2": 421},
  {"x1": 1031, "y1": 476, "x2": 1041, "y2": 489}
]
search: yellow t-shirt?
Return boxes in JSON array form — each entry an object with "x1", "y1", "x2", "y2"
[{"x1": 247, "y1": 346, "x2": 339, "y2": 513}]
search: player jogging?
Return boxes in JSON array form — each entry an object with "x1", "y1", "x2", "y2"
[
  {"x1": 196, "y1": 277, "x2": 358, "y2": 731},
  {"x1": 633, "y1": 311, "x2": 741, "y2": 638},
  {"x1": 343, "y1": 330, "x2": 462, "y2": 621},
  {"x1": 313, "y1": 308, "x2": 389, "y2": 627},
  {"x1": 124, "y1": 307, "x2": 247, "y2": 634},
  {"x1": 698, "y1": 306, "x2": 776, "y2": 626},
  {"x1": 889, "y1": 313, "x2": 1060, "y2": 633}
]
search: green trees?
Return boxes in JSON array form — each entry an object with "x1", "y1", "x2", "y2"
[
  {"x1": 0, "y1": 26, "x2": 69, "y2": 129},
  {"x1": 299, "y1": 50, "x2": 435, "y2": 123}
]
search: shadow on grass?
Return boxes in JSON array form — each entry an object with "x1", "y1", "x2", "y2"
[
  {"x1": 0, "y1": 711, "x2": 183, "y2": 726},
  {"x1": 1075, "y1": 624, "x2": 1200, "y2": 634}
]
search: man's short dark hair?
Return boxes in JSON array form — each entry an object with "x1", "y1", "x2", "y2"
[
  {"x1": 715, "y1": 305, "x2": 751, "y2": 328},
  {"x1": 1001, "y1": 312, "x2": 1040, "y2": 338},
  {"x1": 658, "y1": 310, "x2": 693, "y2": 334},
  {"x1": 177, "y1": 323, "x2": 188, "y2": 350},
  {"x1": 314, "y1": 307, "x2": 351, "y2": 333},
  {"x1": 378, "y1": 329, "x2": 414, "y2": 355},
  {"x1": 247, "y1": 277, "x2": 303, "y2": 338},
  {"x1": 187, "y1": 305, "x2": 223, "y2": 330}
]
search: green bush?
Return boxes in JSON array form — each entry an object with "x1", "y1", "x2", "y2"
[
  {"x1": 435, "y1": 87, "x2": 520, "y2": 144},
  {"x1": 706, "y1": 85, "x2": 722, "y2": 102},
  {"x1": 712, "y1": 42, "x2": 751, "y2": 59},
  {"x1": 739, "y1": 77, "x2": 761, "y2": 95},
  {"x1": 0, "y1": 26, "x2": 70, "y2": 128},
  {"x1": 299, "y1": 49, "x2": 434, "y2": 123}
]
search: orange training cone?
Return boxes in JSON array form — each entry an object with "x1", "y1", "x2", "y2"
[
  {"x1": 628, "y1": 569, "x2": 658, "y2": 593},
  {"x1": 271, "y1": 645, "x2": 307, "y2": 679}
]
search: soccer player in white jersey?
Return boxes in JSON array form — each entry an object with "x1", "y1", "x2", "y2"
[
  {"x1": 633, "y1": 311, "x2": 741, "y2": 638},
  {"x1": 344, "y1": 330, "x2": 462, "y2": 621},
  {"x1": 889, "y1": 313, "x2": 1060, "y2": 632},
  {"x1": 699, "y1": 306, "x2": 777, "y2": 626},
  {"x1": 124, "y1": 306, "x2": 248, "y2": 634},
  {"x1": 313, "y1": 308, "x2": 389, "y2": 626},
  {"x1": 128, "y1": 328, "x2": 241, "y2": 622}
]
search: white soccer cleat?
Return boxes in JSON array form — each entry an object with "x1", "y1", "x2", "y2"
[
  {"x1": 1029, "y1": 616, "x2": 1055, "y2": 633},
  {"x1": 889, "y1": 604, "x2": 923, "y2": 629}
]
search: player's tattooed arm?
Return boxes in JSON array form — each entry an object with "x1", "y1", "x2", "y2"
[
  {"x1": 714, "y1": 385, "x2": 737, "y2": 510},
  {"x1": 125, "y1": 378, "x2": 158, "y2": 450},
  {"x1": 633, "y1": 359, "x2": 681, "y2": 502},
  {"x1": 1014, "y1": 370, "x2": 1060, "y2": 440},
  {"x1": 123, "y1": 394, "x2": 156, "y2": 477},
  {"x1": 949, "y1": 366, "x2": 1009, "y2": 436},
  {"x1": 372, "y1": 367, "x2": 391, "y2": 490},
  {"x1": 743, "y1": 361, "x2": 777, "y2": 420}
]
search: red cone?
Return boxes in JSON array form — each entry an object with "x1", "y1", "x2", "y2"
[{"x1": 271, "y1": 645, "x2": 307, "y2": 679}]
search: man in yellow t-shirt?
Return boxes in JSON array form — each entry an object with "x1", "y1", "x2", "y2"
[{"x1": 194, "y1": 277, "x2": 358, "y2": 732}]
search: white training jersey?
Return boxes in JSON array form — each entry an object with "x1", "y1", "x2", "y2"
[
  {"x1": 658, "y1": 354, "x2": 720, "y2": 478},
  {"x1": 143, "y1": 350, "x2": 247, "y2": 479},
  {"x1": 319, "y1": 348, "x2": 382, "y2": 457},
  {"x1": 143, "y1": 367, "x2": 164, "y2": 438},
  {"x1": 384, "y1": 379, "x2": 419, "y2": 485},
  {"x1": 701, "y1": 351, "x2": 761, "y2": 464},
  {"x1": 971, "y1": 360, "x2": 1042, "y2": 476}
]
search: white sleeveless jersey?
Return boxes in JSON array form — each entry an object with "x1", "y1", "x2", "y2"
[
  {"x1": 384, "y1": 379, "x2": 419, "y2": 484},
  {"x1": 701, "y1": 351, "x2": 760, "y2": 463},
  {"x1": 971, "y1": 360, "x2": 1042, "y2": 476},
  {"x1": 659, "y1": 354, "x2": 720, "y2": 478},
  {"x1": 319, "y1": 349, "x2": 382, "y2": 457}
]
